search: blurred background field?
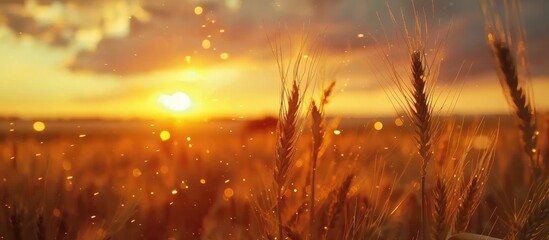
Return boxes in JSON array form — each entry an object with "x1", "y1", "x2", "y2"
[{"x1": 1, "y1": 115, "x2": 546, "y2": 239}]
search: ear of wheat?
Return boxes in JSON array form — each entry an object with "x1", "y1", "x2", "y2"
[
  {"x1": 432, "y1": 176, "x2": 449, "y2": 240},
  {"x1": 515, "y1": 198, "x2": 549, "y2": 240},
  {"x1": 487, "y1": 36, "x2": 539, "y2": 179},
  {"x1": 482, "y1": 0, "x2": 540, "y2": 180},
  {"x1": 379, "y1": 3, "x2": 444, "y2": 238},
  {"x1": 269, "y1": 31, "x2": 323, "y2": 239},
  {"x1": 309, "y1": 100, "x2": 322, "y2": 238},
  {"x1": 512, "y1": 180, "x2": 549, "y2": 240},
  {"x1": 308, "y1": 82, "x2": 335, "y2": 238},
  {"x1": 275, "y1": 79, "x2": 301, "y2": 190},
  {"x1": 409, "y1": 50, "x2": 434, "y2": 240}
]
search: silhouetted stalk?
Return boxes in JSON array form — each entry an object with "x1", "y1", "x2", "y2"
[
  {"x1": 410, "y1": 50, "x2": 433, "y2": 240},
  {"x1": 432, "y1": 177, "x2": 448, "y2": 240},
  {"x1": 275, "y1": 80, "x2": 301, "y2": 239},
  {"x1": 487, "y1": 36, "x2": 540, "y2": 180},
  {"x1": 309, "y1": 101, "x2": 322, "y2": 238}
]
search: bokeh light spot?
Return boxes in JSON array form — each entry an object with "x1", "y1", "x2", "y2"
[
  {"x1": 394, "y1": 118, "x2": 404, "y2": 126},
  {"x1": 202, "y1": 39, "x2": 211, "y2": 49},
  {"x1": 224, "y1": 188, "x2": 234, "y2": 198},
  {"x1": 194, "y1": 6, "x2": 203, "y2": 15},
  {"x1": 374, "y1": 121, "x2": 383, "y2": 131},
  {"x1": 132, "y1": 168, "x2": 142, "y2": 177},
  {"x1": 220, "y1": 52, "x2": 229, "y2": 60}
]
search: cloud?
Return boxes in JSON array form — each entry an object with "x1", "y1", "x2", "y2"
[
  {"x1": 66, "y1": 0, "x2": 341, "y2": 75},
  {"x1": 0, "y1": 0, "x2": 148, "y2": 48},
  {"x1": 0, "y1": 2, "x2": 70, "y2": 46},
  {"x1": 68, "y1": 1, "x2": 223, "y2": 75},
  {"x1": 1, "y1": 0, "x2": 548, "y2": 79}
]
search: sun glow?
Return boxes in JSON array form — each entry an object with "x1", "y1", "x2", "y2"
[
  {"x1": 183, "y1": 70, "x2": 200, "y2": 81},
  {"x1": 33, "y1": 121, "x2": 46, "y2": 132},
  {"x1": 158, "y1": 92, "x2": 192, "y2": 112}
]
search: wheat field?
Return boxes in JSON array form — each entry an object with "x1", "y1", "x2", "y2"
[{"x1": 1, "y1": 0, "x2": 549, "y2": 240}]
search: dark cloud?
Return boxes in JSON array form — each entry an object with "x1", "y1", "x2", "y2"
[
  {"x1": 1, "y1": 7, "x2": 71, "y2": 46},
  {"x1": 434, "y1": 0, "x2": 549, "y2": 79},
  {"x1": 3, "y1": 9, "x2": 36, "y2": 33}
]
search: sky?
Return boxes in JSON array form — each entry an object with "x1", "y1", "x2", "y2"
[{"x1": 0, "y1": 0, "x2": 548, "y2": 120}]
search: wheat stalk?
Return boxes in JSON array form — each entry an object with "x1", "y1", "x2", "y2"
[
  {"x1": 487, "y1": 36, "x2": 539, "y2": 179},
  {"x1": 275, "y1": 79, "x2": 301, "y2": 192},
  {"x1": 455, "y1": 176, "x2": 480, "y2": 232},
  {"x1": 308, "y1": 80, "x2": 335, "y2": 238},
  {"x1": 322, "y1": 174, "x2": 353, "y2": 240},
  {"x1": 328, "y1": 174, "x2": 354, "y2": 229},
  {"x1": 270, "y1": 30, "x2": 323, "y2": 239},
  {"x1": 432, "y1": 176, "x2": 449, "y2": 240},
  {"x1": 409, "y1": 49, "x2": 434, "y2": 240},
  {"x1": 288, "y1": 200, "x2": 309, "y2": 227},
  {"x1": 309, "y1": 100, "x2": 323, "y2": 238},
  {"x1": 455, "y1": 129, "x2": 497, "y2": 233},
  {"x1": 511, "y1": 179, "x2": 549, "y2": 240},
  {"x1": 380, "y1": 4, "x2": 444, "y2": 237},
  {"x1": 516, "y1": 198, "x2": 549, "y2": 240},
  {"x1": 320, "y1": 81, "x2": 335, "y2": 107},
  {"x1": 273, "y1": 76, "x2": 301, "y2": 239},
  {"x1": 482, "y1": 0, "x2": 540, "y2": 180}
]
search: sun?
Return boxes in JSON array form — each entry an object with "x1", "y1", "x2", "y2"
[{"x1": 158, "y1": 91, "x2": 192, "y2": 112}]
